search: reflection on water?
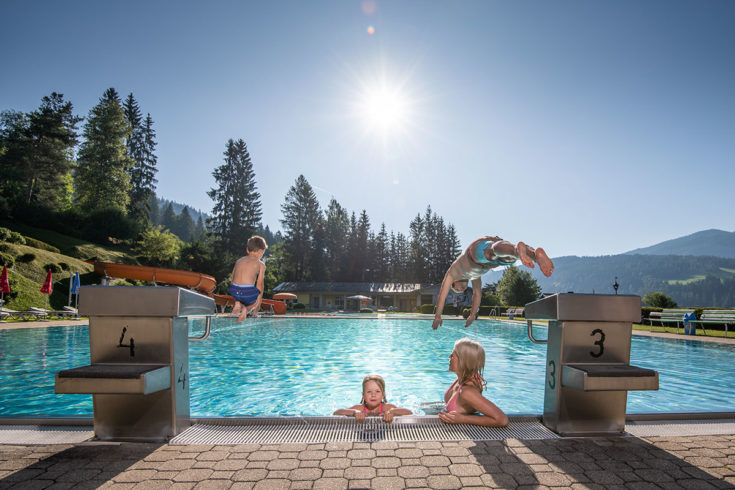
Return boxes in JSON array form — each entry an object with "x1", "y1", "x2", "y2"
[{"x1": 1, "y1": 319, "x2": 735, "y2": 417}]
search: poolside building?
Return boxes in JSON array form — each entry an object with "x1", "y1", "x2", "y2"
[{"x1": 272, "y1": 282, "x2": 471, "y2": 311}]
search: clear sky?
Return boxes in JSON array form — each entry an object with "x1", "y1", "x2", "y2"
[{"x1": 2, "y1": 0, "x2": 733, "y2": 258}]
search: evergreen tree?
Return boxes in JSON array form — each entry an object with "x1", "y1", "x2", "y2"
[
  {"x1": 207, "y1": 138, "x2": 262, "y2": 255},
  {"x1": 496, "y1": 266, "x2": 542, "y2": 306},
  {"x1": 194, "y1": 215, "x2": 205, "y2": 239},
  {"x1": 356, "y1": 210, "x2": 371, "y2": 280},
  {"x1": 280, "y1": 175, "x2": 321, "y2": 281},
  {"x1": 374, "y1": 223, "x2": 389, "y2": 282},
  {"x1": 161, "y1": 202, "x2": 177, "y2": 232},
  {"x1": 178, "y1": 206, "x2": 195, "y2": 242},
  {"x1": 0, "y1": 93, "x2": 81, "y2": 209},
  {"x1": 148, "y1": 194, "x2": 160, "y2": 225},
  {"x1": 408, "y1": 213, "x2": 425, "y2": 282},
  {"x1": 125, "y1": 93, "x2": 157, "y2": 224},
  {"x1": 324, "y1": 198, "x2": 350, "y2": 281},
  {"x1": 75, "y1": 88, "x2": 133, "y2": 212}
]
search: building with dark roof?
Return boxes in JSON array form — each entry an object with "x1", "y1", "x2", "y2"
[{"x1": 272, "y1": 282, "x2": 469, "y2": 311}]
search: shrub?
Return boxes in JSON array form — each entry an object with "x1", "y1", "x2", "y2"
[
  {"x1": 17, "y1": 253, "x2": 36, "y2": 263},
  {"x1": 0, "y1": 243, "x2": 10, "y2": 253},
  {"x1": 44, "y1": 263, "x2": 62, "y2": 274},
  {"x1": 643, "y1": 292, "x2": 677, "y2": 308},
  {"x1": 462, "y1": 308, "x2": 471, "y2": 319},
  {"x1": 0, "y1": 227, "x2": 25, "y2": 245},
  {"x1": 293, "y1": 303, "x2": 305, "y2": 309},
  {"x1": 420, "y1": 304, "x2": 435, "y2": 314},
  {"x1": 0, "y1": 252, "x2": 14, "y2": 268},
  {"x1": 360, "y1": 308, "x2": 374, "y2": 313},
  {"x1": 58, "y1": 262, "x2": 69, "y2": 271},
  {"x1": 24, "y1": 237, "x2": 60, "y2": 253}
]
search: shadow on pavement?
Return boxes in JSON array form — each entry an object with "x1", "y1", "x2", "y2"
[
  {"x1": 0, "y1": 442, "x2": 162, "y2": 489},
  {"x1": 468, "y1": 435, "x2": 730, "y2": 487}
]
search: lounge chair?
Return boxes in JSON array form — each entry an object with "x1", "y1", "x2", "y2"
[{"x1": 0, "y1": 307, "x2": 48, "y2": 321}]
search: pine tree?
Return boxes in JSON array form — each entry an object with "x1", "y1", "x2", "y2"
[
  {"x1": 178, "y1": 206, "x2": 195, "y2": 242},
  {"x1": 374, "y1": 223, "x2": 389, "y2": 282},
  {"x1": 75, "y1": 88, "x2": 133, "y2": 212},
  {"x1": 194, "y1": 215, "x2": 205, "y2": 239},
  {"x1": 207, "y1": 138, "x2": 262, "y2": 256},
  {"x1": 124, "y1": 94, "x2": 157, "y2": 224},
  {"x1": 161, "y1": 202, "x2": 177, "y2": 232},
  {"x1": 324, "y1": 198, "x2": 350, "y2": 281},
  {"x1": 0, "y1": 93, "x2": 81, "y2": 209},
  {"x1": 280, "y1": 175, "x2": 321, "y2": 281}
]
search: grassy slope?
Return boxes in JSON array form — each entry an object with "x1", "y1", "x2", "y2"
[{"x1": 1, "y1": 225, "x2": 138, "y2": 311}]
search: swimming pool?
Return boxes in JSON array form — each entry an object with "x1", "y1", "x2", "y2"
[{"x1": 1, "y1": 318, "x2": 734, "y2": 417}]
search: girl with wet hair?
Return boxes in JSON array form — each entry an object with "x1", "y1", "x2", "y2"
[
  {"x1": 441, "y1": 338, "x2": 509, "y2": 427},
  {"x1": 333, "y1": 374, "x2": 412, "y2": 423}
]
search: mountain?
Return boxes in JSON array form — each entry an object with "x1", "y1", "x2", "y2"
[
  {"x1": 481, "y1": 229, "x2": 735, "y2": 306},
  {"x1": 624, "y1": 229, "x2": 735, "y2": 258}
]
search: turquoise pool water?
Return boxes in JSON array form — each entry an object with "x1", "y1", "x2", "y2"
[{"x1": 1, "y1": 317, "x2": 734, "y2": 417}]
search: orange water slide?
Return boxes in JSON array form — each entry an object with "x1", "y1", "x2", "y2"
[
  {"x1": 213, "y1": 294, "x2": 287, "y2": 315},
  {"x1": 93, "y1": 262, "x2": 287, "y2": 314},
  {"x1": 94, "y1": 262, "x2": 216, "y2": 294}
]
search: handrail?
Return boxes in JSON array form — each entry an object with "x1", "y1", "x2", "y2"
[
  {"x1": 527, "y1": 320, "x2": 548, "y2": 344},
  {"x1": 188, "y1": 316, "x2": 212, "y2": 342}
]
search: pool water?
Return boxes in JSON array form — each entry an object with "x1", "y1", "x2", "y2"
[{"x1": 1, "y1": 318, "x2": 734, "y2": 417}]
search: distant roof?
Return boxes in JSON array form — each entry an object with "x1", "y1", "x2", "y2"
[{"x1": 273, "y1": 282, "x2": 427, "y2": 294}]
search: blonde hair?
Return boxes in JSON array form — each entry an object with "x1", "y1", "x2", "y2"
[
  {"x1": 452, "y1": 338, "x2": 487, "y2": 390},
  {"x1": 360, "y1": 374, "x2": 387, "y2": 404},
  {"x1": 247, "y1": 235, "x2": 268, "y2": 252}
]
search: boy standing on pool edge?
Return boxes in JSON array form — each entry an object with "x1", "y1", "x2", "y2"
[{"x1": 230, "y1": 235, "x2": 267, "y2": 322}]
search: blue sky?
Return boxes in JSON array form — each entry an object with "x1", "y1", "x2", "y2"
[{"x1": 2, "y1": 1, "x2": 733, "y2": 258}]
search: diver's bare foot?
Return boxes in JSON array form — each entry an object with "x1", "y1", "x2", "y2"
[
  {"x1": 237, "y1": 309, "x2": 248, "y2": 322},
  {"x1": 535, "y1": 247, "x2": 554, "y2": 277},
  {"x1": 517, "y1": 242, "x2": 535, "y2": 269}
]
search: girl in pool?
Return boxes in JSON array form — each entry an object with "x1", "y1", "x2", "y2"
[
  {"x1": 440, "y1": 338, "x2": 509, "y2": 427},
  {"x1": 333, "y1": 374, "x2": 412, "y2": 423}
]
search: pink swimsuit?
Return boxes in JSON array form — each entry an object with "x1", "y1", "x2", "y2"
[
  {"x1": 444, "y1": 380, "x2": 462, "y2": 412},
  {"x1": 363, "y1": 403, "x2": 384, "y2": 414}
]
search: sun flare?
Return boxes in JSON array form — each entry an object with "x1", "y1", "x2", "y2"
[{"x1": 358, "y1": 85, "x2": 411, "y2": 133}]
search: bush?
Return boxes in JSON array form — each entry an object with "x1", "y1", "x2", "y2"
[
  {"x1": 58, "y1": 262, "x2": 69, "y2": 271},
  {"x1": 24, "y1": 237, "x2": 60, "y2": 253},
  {"x1": 0, "y1": 243, "x2": 10, "y2": 252},
  {"x1": 44, "y1": 263, "x2": 62, "y2": 274},
  {"x1": 0, "y1": 252, "x2": 14, "y2": 268},
  {"x1": 420, "y1": 304, "x2": 435, "y2": 314},
  {"x1": 293, "y1": 303, "x2": 305, "y2": 310},
  {"x1": 0, "y1": 227, "x2": 26, "y2": 245},
  {"x1": 643, "y1": 291, "x2": 677, "y2": 308},
  {"x1": 17, "y1": 253, "x2": 36, "y2": 263},
  {"x1": 360, "y1": 308, "x2": 374, "y2": 313},
  {"x1": 462, "y1": 308, "x2": 471, "y2": 319}
]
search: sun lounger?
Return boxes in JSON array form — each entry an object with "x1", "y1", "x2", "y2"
[
  {"x1": 30, "y1": 306, "x2": 81, "y2": 320},
  {"x1": 0, "y1": 307, "x2": 48, "y2": 321}
]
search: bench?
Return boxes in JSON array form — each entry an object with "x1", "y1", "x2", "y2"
[
  {"x1": 692, "y1": 309, "x2": 735, "y2": 336},
  {"x1": 501, "y1": 308, "x2": 524, "y2": 319},
  {"x1": 646, "y1": 309, "x2": 695, "y2": 334}
]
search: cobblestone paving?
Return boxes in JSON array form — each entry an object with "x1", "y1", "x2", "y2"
[{"x1": 1, "y1": 434, "x2": 734, "y2": 489}]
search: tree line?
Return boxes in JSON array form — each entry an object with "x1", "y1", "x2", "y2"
[
  {"x1": 2, "y1": 92, "x2": 518, "y2": 298},
  {"x1": 1, "y1": 89, "x2": 159, "y2": 239}
]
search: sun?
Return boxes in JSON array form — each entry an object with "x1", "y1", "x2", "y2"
[{"x1": 360, "y1": 86, "x2": 408, "y2": 132}]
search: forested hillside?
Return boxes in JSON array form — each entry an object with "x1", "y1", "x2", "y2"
[
  {"x1": 484, "y1": 254, "x2": 735, "y2": 307},
  {"x1": 625, "y1": 229, "x2": 735, "y2": 258}
]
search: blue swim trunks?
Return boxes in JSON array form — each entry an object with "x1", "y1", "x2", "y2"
[{"x1": 229, "y1": 283, "x2": 261, "y2": 306}]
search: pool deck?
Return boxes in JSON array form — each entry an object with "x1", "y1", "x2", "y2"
[
  {"x1": 2, "y1": 319, "x2": 735, "y2": 488},
  {"x1": 1, "y1": 432, "x2": 734, "y2": 488}
]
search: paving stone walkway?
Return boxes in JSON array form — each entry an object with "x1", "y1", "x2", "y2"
[{"x1": 1, "y1": 434, "x2": 734, "y2": 489}]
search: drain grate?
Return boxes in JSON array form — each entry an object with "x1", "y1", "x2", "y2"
[
  {"x1": 625, "y1": 419, "x2": 735, "y2": 437},
  {"x1": 0, "y1": 425, "x2": 94, "y2": 445},
  {"x1": 170, "y1": 416, "x2": 559, "y2": 445}
]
